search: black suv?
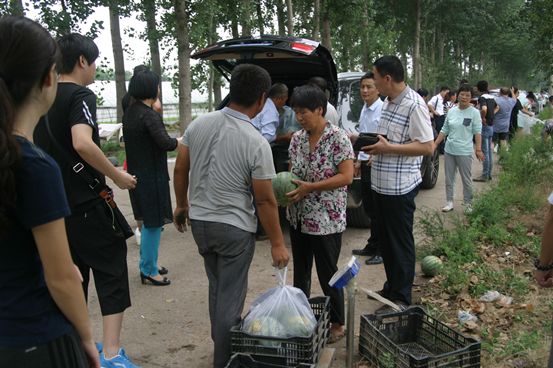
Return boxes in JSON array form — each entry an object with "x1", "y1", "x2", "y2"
[{"x1": 192, "y1": 35, "x2": 439, "y2": 228}]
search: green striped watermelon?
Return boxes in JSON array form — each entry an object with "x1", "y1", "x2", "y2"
[
  {"x1": 421, "y1": 256, "x2": 443, "y2": 277},
  {"x1": 272, "y1": 172, "x2": 299, "y2": 206}
]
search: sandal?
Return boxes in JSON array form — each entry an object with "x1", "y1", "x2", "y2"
[{"x1": 327, "y1": 329, "x2": 346, "y2": 344}]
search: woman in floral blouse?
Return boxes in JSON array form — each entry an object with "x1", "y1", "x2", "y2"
[{"x1": 285, "y1": 84, "x2": 354, "y2": 344}]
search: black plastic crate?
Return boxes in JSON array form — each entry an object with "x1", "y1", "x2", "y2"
[
  {"x1": 359, "y1": 306, "x2": 481, "y2": 368},
  {"x1": 230, "y1": 296, "x2": 330, "y2": 366},
  {"x1": 225, "y1": 354, "x2": 314, "y2": 368}
]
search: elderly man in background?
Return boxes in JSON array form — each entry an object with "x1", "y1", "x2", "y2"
[
  {"x1": 350, "y1": 72, "x2": 384, "y2": 265},
  {"x1": 427, "y1": 86, "x2": 450, "y2": 154}
]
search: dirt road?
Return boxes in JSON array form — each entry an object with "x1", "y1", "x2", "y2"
[{"x1": 88, "y1": 154, "x2": 492, "y2": 367}]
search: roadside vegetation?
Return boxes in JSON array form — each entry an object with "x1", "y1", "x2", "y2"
[{"x1": 415, "y1": 124, "x2": 553, "y2": 366}]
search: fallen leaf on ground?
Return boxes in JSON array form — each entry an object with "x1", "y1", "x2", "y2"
[{"x1": 166, "y1": 299, "x2": 174, "y2": 303}]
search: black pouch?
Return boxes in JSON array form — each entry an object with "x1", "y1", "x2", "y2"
[
  {"x1": 112, "y1": 204, "x2": 134, "y2": 240},
  {"x1": 353, "y1": 133, "x2": 388, "y2": 151}
]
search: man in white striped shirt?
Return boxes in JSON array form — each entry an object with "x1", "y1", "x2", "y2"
[{"x1": 362, "y1": 56, "x2": 434, "y2": 314}]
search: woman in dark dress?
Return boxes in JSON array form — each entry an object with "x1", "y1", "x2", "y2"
[{"x1": 123, "y1": 71, "x2": 180, "y2": 286}]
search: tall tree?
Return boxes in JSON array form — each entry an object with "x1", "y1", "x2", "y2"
[
  {"x1": 174, "y1": 0, "x2": 192, "y2": 134},
  {"x1": 143, "y1": 0, "x2": 163, "y2": 118},
  {"x1": 312, "y1": 0, "x2": 320, "y2": 41},
  {"x1": 108, "y1": 0, "x2": 126, "y2": 125},
  {"x1": 286, "y1": 0, "x2": 293, "y2": 36},
  {"x1": 275, "y1": 0, "x2": 286, "y2": 35}
]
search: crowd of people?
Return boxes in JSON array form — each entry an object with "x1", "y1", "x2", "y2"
[{"x1": 2, "y1": 14, "x2": 553, "y2": 368}]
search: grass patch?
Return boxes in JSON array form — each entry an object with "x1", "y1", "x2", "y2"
[{"x1": 414, "y1": 128, "x2": 553, "y2": 366}]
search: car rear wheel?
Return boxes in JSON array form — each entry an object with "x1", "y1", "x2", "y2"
[
  {"x1": 346, "y1": 206, "x2": 371, "y2": 228},
  {"x1": 420, "y1": 149, "x2": 439, "y2": 189}
]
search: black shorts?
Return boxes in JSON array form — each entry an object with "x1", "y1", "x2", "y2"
[
  {"x1": 492, "y1": 131, "x2": 509, "y2": 142},
  {"x1": 65, "y1": 200, "x2": 131, "y2": 316},
  {"x1": 0, "y1": 328, "x2": 88, "y2": 368}
]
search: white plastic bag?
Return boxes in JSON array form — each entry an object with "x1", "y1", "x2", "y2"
[
  {"x1": 479, "y1": 290, "x2": 513, "y2": 306},
  {"x1": 242, "y1": 267, "x2": 317, "y2": 340}
]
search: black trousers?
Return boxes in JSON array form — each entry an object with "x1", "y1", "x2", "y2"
[
  {"x1": 434, "y1": 115, "x2": 446, "y2": 153},
  {"x1": 373, "y1": 186, "x2": 419, "y2": 305},
  {"x1": 360, "y1": 162, "x2": 380, "y2": 255},
  {"x1": 290, "y1": 226, "x2": 344, "y2": 325}
]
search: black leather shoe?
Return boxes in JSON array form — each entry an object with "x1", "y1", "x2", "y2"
[
  {"x1": 374, "y1": 300, "x2": 409, "y2": 315},
  {"x1": 367, "y1": 289, "x2": 390, "y2": 300},
  {"x1": 140, "y1": 272, "x2": 170, "y2": 286},
  {"x1": 352, "y1": 248, "x2": 374, "y2": 256},
  {"x1": 158, "y1": 267, "x2": 168, "y2": 275},
  {"x1": 365, "y1": 255, "x2": 383, "y2": 265}
]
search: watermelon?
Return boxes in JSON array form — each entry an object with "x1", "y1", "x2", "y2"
[
  {"x1": 272, "y1": 172, "x2": 299, "y2": 206},
  {"x1": 421, "y1": 255, "x2": 443, "y2": 277},
  {"x1": 244, "y1": 316, "x2": 285, "y2": 347}
]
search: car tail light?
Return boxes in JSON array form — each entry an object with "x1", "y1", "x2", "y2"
[
  {"x1": 195, "y1": 44, "x2": 217, "y2": 54},
  {"x1": 289, "y1": 42, "x2": 316, "y2": 53}
]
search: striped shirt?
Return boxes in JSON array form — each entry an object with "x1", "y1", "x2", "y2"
[{"x1": 371, "y1": 85, "x2": 434, "y2": 195}]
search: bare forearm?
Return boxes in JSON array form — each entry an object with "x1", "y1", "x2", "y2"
[
  {"x1": 435, "y1": 132, "x2": 446, "y2": 147},
  {"x1": 257, "y1": 200, "x2": 285, "y2": 246},
  {"x1": 75, "y1": 141, "x2": 122, "y2": 181},
  {"x1": 387, "y1": 140, "x2": 435, "y2": 156},
  {"x1": 173, "y1": 168, "x2": 189, "y2": 208},
  {"x1": 475, "y1": 134, "x2": 482, "y2": 151}
]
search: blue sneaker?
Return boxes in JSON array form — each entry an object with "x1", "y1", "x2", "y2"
[
  {"x1": 95, "y1": 342, "x2": 103, "y2": 353},
  {"x1": 100, "y1": 348, "x2": 142, "y2": 368}
]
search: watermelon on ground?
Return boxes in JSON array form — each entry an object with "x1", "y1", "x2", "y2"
[
  {"x1": 421, "y1": 255, "x2": 443, "y2": 277},
  {"x1": 272, "y1": 172, "x2": 299, "y2": 206}
]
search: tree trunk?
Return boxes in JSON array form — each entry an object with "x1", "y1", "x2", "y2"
[
  {"x1": 276, "y1": 0, "x2": 286, "y2": 36},
  {"x1": 175, "y1": 0, "x2": 192, "y2": 135},
  {"x1": 109, "y1": 0, "x2": 126, "y2": 125},
  {"x1": 256, "y1": 0, "x2": 264, "y2": 35},
  {"x1": 361, "y1": 1, "x2": 370, "y2": 71},
  {"x1": 208, "y1": 67, "x2": 214, "y2": 112},
  {"x1": 214, "y1": 80, "x2": 222, "y2": 107},
  {"x1": 242, "y1": 0, "x2": 252, "y2": 36},
  {"x1": 312, "y1": 0, "x2": 319, "y2": 41},
  {"x1": 10, "y1": 0, "x2": 24, "y2": 15},
  {"x1": 322, "y1": 1, "x2": 331, "y2": 52},
  {"x1": 286, "y1": 0, "x2": 293, "y2": 36},
  {"x1": 412, "y1": 0, "x2": 422, "y2": 89},
  {"x1": 144, "y1": 0, "x2": 163, "y2": 119}
]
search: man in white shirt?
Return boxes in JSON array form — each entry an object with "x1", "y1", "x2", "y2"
[
  {"x1": 251, "y1": 83, "x2": 291, "y2": 145},
  {"x1": 350, "y1": 72, "x2": 384, "y2": 265},
  {"x1": 428, "y1": 86, "x2": 450, "y2": 154},
  {"x1": 308, "y1": 76, "x2": 339, "y2": 125}
]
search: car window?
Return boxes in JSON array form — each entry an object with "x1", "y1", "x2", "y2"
[{"x1": 349, "y1": 80, "x2": 364, "y2": 123}]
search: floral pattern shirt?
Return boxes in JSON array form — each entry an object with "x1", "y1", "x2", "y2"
[{"x1": 286, "y1": 122, "x2": 354, "y2": 235}]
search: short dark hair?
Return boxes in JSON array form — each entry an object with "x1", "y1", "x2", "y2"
[
  {"x1": 128, "y1": 70, "x2": 159, "y2": 100},
  {"x1": 549, "y1": 96, "x2": 553, "y2": 103},
  {"x1": 133, "y1": 64, "x2": 150, "y2": 75},
  {"x1": 416, "y1": 88, "x2": 429, "y2": 98},
  {"x1": 268, "y1": 83, "x2": 288, "y2": 99},
  {"x1": 458, "y1": 83, "x2": 472, "y2": 96},
  {"x1": 460, "y1": 79, "x2": 469, "y2": 85},
  {"x1": 308, "y1": 76, "x2": 327, "y2": 92},
  {"x1": 500, "y1": 87, "x2": 510, "y2": 96},
  {"x1": 290, "y1": 84, "x2": 327, "y2": 116},
  {"x1": 373, "y1": 55, "x2": 404, "y2": 83},
  {"x1": 57, "y1": 33, "x2": 99, "y2": 75},
  {"x1": 360, "y1": 72, "x2": 375, "y2": 83},
  {"x1": 229, "y1": 64, "x2": 271, "y2": 108},
  {"x1": 476, "y1": 80, "x2": 488, "y2": 93},
  {"x1": 527, "y1": 91, "x2": 536, "y2": 100},
  {"x1": 512, "y1": 87, "x2": 519, "y2": 94},
  {"x1": 445, "y1": 90, "x2": 457, "y2": 101},
  {"x1": 440, "y1": 86, "x2": 450, "y2": 92}
]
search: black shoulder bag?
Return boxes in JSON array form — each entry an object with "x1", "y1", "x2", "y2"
[{"x1": 44, "y1": 115, "x2": 134, "y2": 239}]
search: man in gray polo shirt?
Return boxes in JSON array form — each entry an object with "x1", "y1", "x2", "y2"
[{"x1": 172, "y1": 64, "x2": 290, "y2": 368}]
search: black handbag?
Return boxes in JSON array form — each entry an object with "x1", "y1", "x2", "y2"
[
  {"x1": 353, "y1": 132, "x2": 388, "y2": 151},
  {"x1": 44, "y1": 115, "x2": 134, "y2": 240}
]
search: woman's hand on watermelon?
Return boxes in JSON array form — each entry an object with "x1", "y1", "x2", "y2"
[
  {"x1": 286, "y1": 180, "x2": 311, "y2": 203},
  {"x1": 173, "y1": 206, "x2": 190, "y2": 232}
]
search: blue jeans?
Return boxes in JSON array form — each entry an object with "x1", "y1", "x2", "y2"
[{"x1": 481, "y1": 125, "x2": 493, "y2": 179}]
